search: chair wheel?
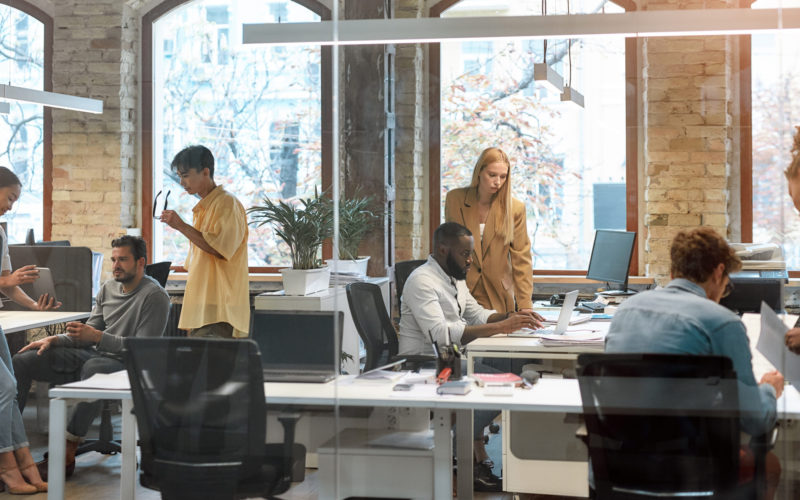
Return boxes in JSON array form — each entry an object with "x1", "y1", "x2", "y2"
[{"x1": 489, "y1": 423, "x2": 500, "y2": 434}]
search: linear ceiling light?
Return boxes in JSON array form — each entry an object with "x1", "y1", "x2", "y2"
[
  {"x1": 0, "y1": 84, "x2": 103, "y2": 114},
  {"x1": 534, "y1": 63, "x2": 564, "y2": 93},
  {"x1": 243, "y1": 8, "x2": 800, "y2": 46},
  {"x1": 561, "y1": 86, "x2": 584, "y2": 107},
  {"x1": 0, "y1": 101, "x2": 9, "y2": 114}
]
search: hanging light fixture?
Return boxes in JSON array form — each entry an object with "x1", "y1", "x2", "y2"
[
  {"x1": 533, "y1": 0, "x2": 564, "y2": 94},
  {"x1": 0, "y1": 84, "x2": 103, "y2": 114},
  {"x1": 560, "y1": 0, "x2": 584, "y2": 108},
  {"x1": 560, "y1": 39, "x2": 584, "y2": 107}
]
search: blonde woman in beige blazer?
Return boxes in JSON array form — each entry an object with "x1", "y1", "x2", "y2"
[{"x1": 444, "y1": 147, "x2": 534, "y2": 314}]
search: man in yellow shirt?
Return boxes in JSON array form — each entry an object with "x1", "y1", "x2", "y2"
[{"x1": 159, "y1": 145, "x2": 250, "y2": 338}]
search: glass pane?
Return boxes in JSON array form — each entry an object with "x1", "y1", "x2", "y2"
[
  {"x1": 152, "y1": 0, "x2": 321, "y2": 266},
  {"x1": 752, "y1": 0, "x2": 800, "y2": 269},
  {"x1": 440, "y1": 1, "x2": 626, "y2": 270},
  {"x1": 0, "y1": 7, "x2": 44, "y2": 243}
]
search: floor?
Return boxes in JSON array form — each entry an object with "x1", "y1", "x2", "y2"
[{"x1": 5, "y1": 391, "x2": 578, "y2": 500}]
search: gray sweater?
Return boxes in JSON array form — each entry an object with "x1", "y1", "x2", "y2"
[{"x1": 57, "y1": 275, "x2": 170, "y2": 355}]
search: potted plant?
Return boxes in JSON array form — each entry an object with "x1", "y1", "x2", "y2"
[
  {"x1": 248, "y1": 190, "x2": 333, "y2": 295},
  {"x1": 325, "y1": 193, "x2": 380, "y2": 276}
]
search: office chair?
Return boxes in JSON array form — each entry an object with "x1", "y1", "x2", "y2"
[
  {"x1": 145, "y1": 260, "x2": 172, "y2": 288},
  {"x1": 394, "y1": 259, "x2": 426, "y2": 318},
  {"x1": 125, "y1": 338, "x2": 300, "y2": 500},
  {"x1": 346, "y1": 282, "x2": 435, "y2": 371},
  {"x1": 576, "y1": 353, "x2": 770, "y2": 500}
]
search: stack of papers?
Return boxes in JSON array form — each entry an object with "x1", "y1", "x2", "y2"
[
  {"x1": 538, "y1": 332, "x2": 606, "y2": 347},
  {"x1": 330, "y1": 272, "x2": 366, "y2": 286}
]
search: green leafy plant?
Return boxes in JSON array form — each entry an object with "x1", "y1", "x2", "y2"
[
  {"x1": 329, "y1": 194, "x2": 380, "y2": 260},
  {"x1": 247, "y1": 190, "x2": 333, "y2": 270}
]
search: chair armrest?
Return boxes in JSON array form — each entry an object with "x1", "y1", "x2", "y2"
[
  {"x1": 276, "y1": 413, "x2": 301, "y2": 484},
  {"x1": 392, "y1": 354, "x2": 437, "y2": 372},
  {"x1": 749, "y1": 425, "x2": 779, "y2": 453}
]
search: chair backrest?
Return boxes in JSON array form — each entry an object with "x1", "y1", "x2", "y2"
[
  {"x1": 125, "y1": 338, "x2": 267, "y2": 499},
  {"x1": 576, "y1": 353, "x2": 741, "y2": 499},
  {"x1": 346, "y1": 282, "x2": 399, "y2": 371},
  {"x1": 145, "y1": 261, "x2": 172, "y2": 288},
  {"x1": 394, "y1": 259, "x2": 426, "y2": 317}
]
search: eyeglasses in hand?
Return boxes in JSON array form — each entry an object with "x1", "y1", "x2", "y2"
[{"x1": 153, "y1": 190, "x2": 171, "y2": 219}]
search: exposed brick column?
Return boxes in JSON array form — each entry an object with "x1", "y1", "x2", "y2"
[
  {"x1": 641, "y1": 1, "x2": 737, "y2": 282},
  {"x1": 394, "y1": 0, "x2": 427, "y2": 261},
  {"x1": 50, "y1": 0, "x2": 138, "y2": 276}
]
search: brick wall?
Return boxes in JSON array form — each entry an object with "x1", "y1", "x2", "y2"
[
  {"x1": 394, "y1": 0, "x2": 428, "y2": 261},
  {"x1": 50, "y1": 0, "x2": 138, "y2": 277},
  {"x1": 640, "y1": 0, "x2": 737, "y2": 283}
]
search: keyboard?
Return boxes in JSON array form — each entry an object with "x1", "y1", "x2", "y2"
[{"x1": 580, "y1": 301, "x2": 606, "y2": 312}]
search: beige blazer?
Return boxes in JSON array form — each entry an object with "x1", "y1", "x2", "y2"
[{"x1": 444, "y1": 187, "x2": 533, "y2": 313}]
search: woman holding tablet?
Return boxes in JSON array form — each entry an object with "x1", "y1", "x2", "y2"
[{"x1": 0, "y1": 166, "x2": 59, "y2": 494}]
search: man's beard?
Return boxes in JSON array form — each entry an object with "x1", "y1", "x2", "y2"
[
  {"x1": 114, "y1": 269, "x2": 136, "y2": 284},
  {"x1": 445, "y1": 252, "x2": 468, "y2": 280}
]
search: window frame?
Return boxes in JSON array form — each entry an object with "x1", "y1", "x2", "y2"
[
  {"x1": 0, "y1": 0, "x2": 53, "y2": 241},
  {"x1": 141, "y1": 0, "x2": 332, "y2": 271},
  {"x1": 428, "y1": 0, "x2": 639, "y2": 276}
]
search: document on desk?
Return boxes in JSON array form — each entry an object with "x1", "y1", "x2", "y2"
[
  {"x1": 60, "y1": 370, "x2": 131, "y2": 390},
  {"x1": 538, "y1": 332, "x2": 606, "y2": 347},
  {"x1": 757, "y1": 303, "x2": 800, "y2": 386}
]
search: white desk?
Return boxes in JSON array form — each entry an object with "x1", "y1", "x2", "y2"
[
  {"x1": 464, "y1": 321, "x2": 610, "y2": 374},
  {"x1": 0, "y1": 310, "x2": 90, "y2": 334},
  {"x1": 47, "y1": 372, "x2": 581, "y2": 500}
]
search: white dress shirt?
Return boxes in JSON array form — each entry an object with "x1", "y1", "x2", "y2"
[{"x1": 398, "y1": 255, "x2": 495, "y2": 355}]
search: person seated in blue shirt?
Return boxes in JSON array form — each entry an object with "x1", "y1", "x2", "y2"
[{"x1": 605, "y1": 226, "x2": 783, "y2": 500}]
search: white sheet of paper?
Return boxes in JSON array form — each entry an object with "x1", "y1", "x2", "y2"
[{"x1": 757, "y1": 303, "x2": 800, "y2": 386}]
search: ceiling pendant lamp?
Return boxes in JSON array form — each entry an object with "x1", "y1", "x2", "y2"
[
  {"x1": 559, "y1": 1, "x2": 584, "y2": 108},
  {"x1": 533, "y1": 0, "x2": 564, "y2": 94},
  {"x1": 0, "y1": 84, "x2": 103, "y2": 114}
]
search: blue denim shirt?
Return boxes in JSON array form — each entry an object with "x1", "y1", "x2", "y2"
[{"x1": 606, "y1": 278, "x2": 777, "y2": 436}]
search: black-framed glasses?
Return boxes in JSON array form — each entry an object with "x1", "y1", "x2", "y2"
[
  {"x1": 153, "y1": 190, "x2": 170, "y2": 219},
  {"x1": 722, "y1": 274, "x2": 734, "y2": 299}
]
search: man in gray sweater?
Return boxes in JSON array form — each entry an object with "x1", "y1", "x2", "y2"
[{"x1": 13, "y1": 235, "x2": 170, "y2": 478}]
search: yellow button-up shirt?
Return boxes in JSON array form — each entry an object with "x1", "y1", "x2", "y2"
[{"x1": 178, "y1": 185, "x2": 250, "y2": 337}]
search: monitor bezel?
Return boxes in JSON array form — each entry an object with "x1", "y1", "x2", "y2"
[{"x1": 585, "y1": 230, "x2": 637, "y2": 292}]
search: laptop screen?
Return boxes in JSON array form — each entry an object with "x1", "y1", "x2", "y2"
[{"x1": 250, "y1": 310, "x2": 343, "y2": 373}]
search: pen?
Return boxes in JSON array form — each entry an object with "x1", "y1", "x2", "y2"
[{"x1": 428, "y1": 330, "x2": 440, "y2": 358}]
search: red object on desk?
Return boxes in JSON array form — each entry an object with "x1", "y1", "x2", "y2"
[{"x1": 437, "y1": 367, "x2": 452, "y2": 384}]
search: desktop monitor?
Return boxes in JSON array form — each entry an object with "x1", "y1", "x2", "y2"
[
  {"x1": 249, "y1": 310, "x2": 344, "y2": 373},
  {"x1": 586, "y1": 230, "x2": 637, "y2": 293}
]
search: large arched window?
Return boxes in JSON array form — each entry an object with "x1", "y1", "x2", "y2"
[
  {"x1": 0, "y1": 1, "x2": 50, "y2": 242},
  {"x1": 142, "y1": 0, "x2": 330, "y2": 270},
  {"x1": 430, "y1": 0, "x2": 638, "y2": 274}
]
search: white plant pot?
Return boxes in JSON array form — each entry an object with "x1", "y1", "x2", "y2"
[
  {"x1": 280, "y1": 267, "x2": 331, "y2": 296},
  {"x1": 325, "y1": 256, "x2": 370, "y2": 276}
]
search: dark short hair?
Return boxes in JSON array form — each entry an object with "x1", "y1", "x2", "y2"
[
  {"x1": 0, "y1": 166, "x2": 21, "y2": 189},
  {"x1": 112, "y1": 235, "x2": 147, "y2": 263},
  {"x1": 433, "y1": 222, "x2": 472, "y2": 249},
  {"x1": 170, "y1": 145, "x2": 215, "y2": 178},
  {"x1": 670, "y1": 227, "x2": 741, "y2": 283}
]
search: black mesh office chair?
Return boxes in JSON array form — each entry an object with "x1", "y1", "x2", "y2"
[
  {"x1": 145, "y1": 260, "x2": 172, "y2": 288},
  {"x1": 125, "y1": 338, "x2": 299, "y2": 500},
  {"x1": 346, "y1": 282, "x2": 435, "y2": 371},
  {"x1": 576, "y1": 353, "x2": 770, "y2": 500},
  {"x1": 75, "y1": 262, "x2": 173, "y2": 457},
  {"x1": 394, "y1": 259, "x2": 426, "y2": 318}
]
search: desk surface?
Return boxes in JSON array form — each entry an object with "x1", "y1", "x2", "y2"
[
  {"x1": 49, "y1": 370, "x2": 800, "y2": 418},
  {"x1": 0, "y1": 310, "x2": 89, "y2": 334}
]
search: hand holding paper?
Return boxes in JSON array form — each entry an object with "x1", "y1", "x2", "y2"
[{"x1": 786, "y1": 328, "x2": 800, "y2": 355}]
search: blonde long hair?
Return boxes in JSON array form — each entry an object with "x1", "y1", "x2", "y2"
[
  {"x1": 469, "y1": 147, "x2": 514, "y2": 245},
  {"x1": 786, "y1": 126, "x2": 800, "y2": 180}
]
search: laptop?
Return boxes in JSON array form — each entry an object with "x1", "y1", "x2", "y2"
[
  {"x1": 509, "y1": 290, "x2": 584, "y2": 337},
  {"x1": 27, "y1": 267, "x2": 59, "y2": 304},
  {"x1": 250, "y1": 310, "x2": 343, "y2": 383}
]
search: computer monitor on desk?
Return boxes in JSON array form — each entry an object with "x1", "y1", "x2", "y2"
[{"x1": 586, "y1": 230, "x2": 637, "y2": 295}]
